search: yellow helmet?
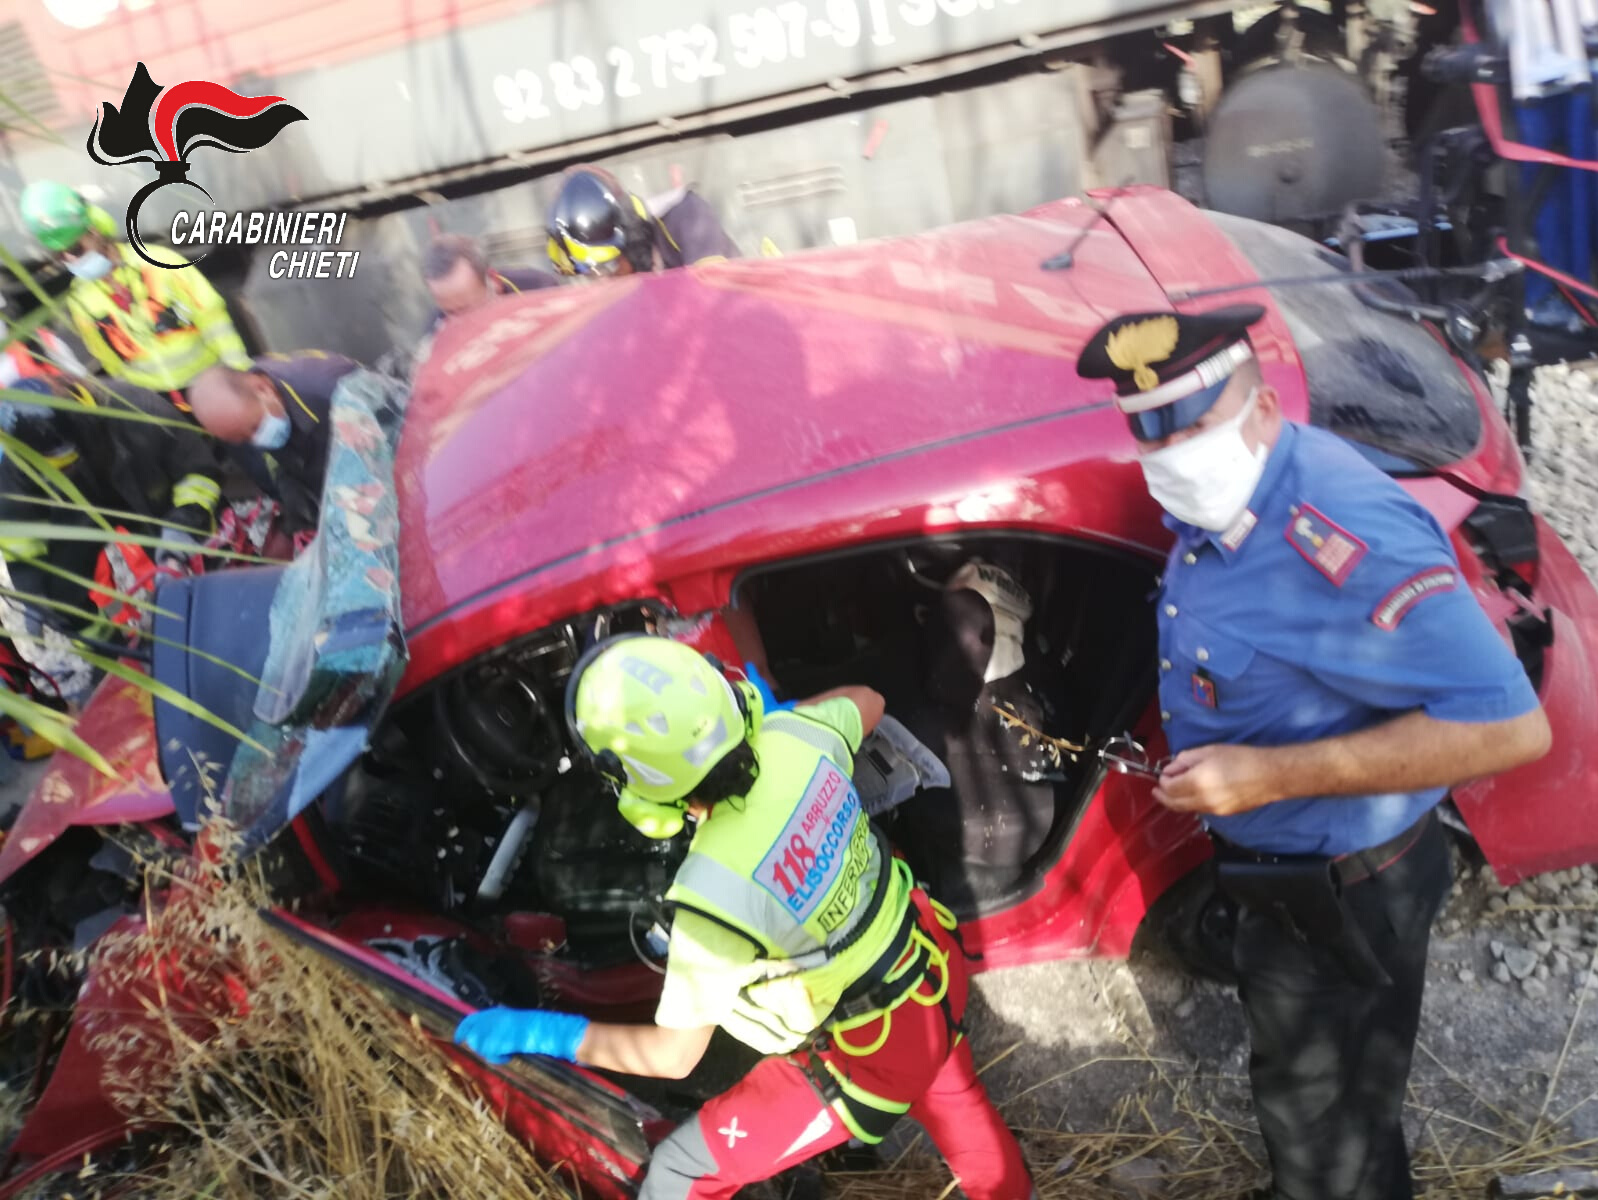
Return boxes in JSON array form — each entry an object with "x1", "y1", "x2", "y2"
[{"x1": 564, "y1": 635, "x2": 762, "y2": 837}]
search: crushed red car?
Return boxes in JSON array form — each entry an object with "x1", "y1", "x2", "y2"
[{"x1": 2, "y1": 186, "x2": 1596, "y2": 1195}]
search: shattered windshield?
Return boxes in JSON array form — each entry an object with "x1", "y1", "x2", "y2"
[
  {"x1": 1207, "y1": 212, "x2": 1483, "y2": 472},
  {"x1": 220, "y1": 369, "x2": 409, "y2": 845}
]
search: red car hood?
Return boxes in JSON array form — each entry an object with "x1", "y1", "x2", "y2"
[
  {"x1": 0, "y1": 676, "x2": 172, "y2": 886},
  {"x1": 400, "y1": 199, "x2": 1173, "y2": 635}
]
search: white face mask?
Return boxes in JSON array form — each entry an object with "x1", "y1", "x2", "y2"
[
  {"x1": 251, "y1": 410, "x2": 291, "y2": 450},
  {"x1": 1138, "y1": 389, "x2": 1270, "y2": 532},
  {"x1": 66, "y1": 250, "x2": 114, "y2": 280}
]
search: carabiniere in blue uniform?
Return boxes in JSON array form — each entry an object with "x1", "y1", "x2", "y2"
[
  {"x1": 1156, "y1": 416, "x2": 1536, "y2": 856},
  {"x1": 1077, "y1": 301, "x2": 1542, "y2": 1200}
]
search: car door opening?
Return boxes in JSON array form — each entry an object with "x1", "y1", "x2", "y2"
[{"x1": 734, "y1": 534, "x2": 1160, "y2": 920}]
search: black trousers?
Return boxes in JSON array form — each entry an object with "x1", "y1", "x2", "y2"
[{"x1": 1231, "y1": 818, "x2": 1453, "y2": 1200}]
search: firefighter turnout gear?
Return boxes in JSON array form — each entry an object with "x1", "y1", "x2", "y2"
[
  {"x1": 645, "y1": 187, "x2": 740, "y2": 269},
  {"x1": 0, "y1": 379, "x2": 220, "y2": 693},
  {"x1": 555, "y1": 636, "x2": 1032, "y2": 1199},
  {"x1": 547, "y1": 166, "x2": 739, "y2": 276},
  {"x1": 63, "y1": 242, "x2": 250, "y2": 395}
]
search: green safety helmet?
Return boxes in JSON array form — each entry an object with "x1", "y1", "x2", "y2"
[
  {"x1": 564, "y1": 634, "x2": 762, "y2": 838},
  {"x1": 20, "y1": 182, "x2": 90, "y2": 252}
]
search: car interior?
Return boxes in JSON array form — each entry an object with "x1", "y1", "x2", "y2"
[
  {"x1": 267, "y1": 535, "x2": 1158, "y2": 1107},
  {"x1": 734, "y1": 535, "x2": 1159, "y2": 917},
  {"x1": 310, "y1": 533, "x2": 1157, "y2": 942}
]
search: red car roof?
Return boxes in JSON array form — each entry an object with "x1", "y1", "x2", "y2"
[{"x1": 397, "y1": 189, "x2": 1273, "y2": 674}]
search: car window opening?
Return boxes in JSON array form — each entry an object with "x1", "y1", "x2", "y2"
[
  {"x1": 734, "y1": 533, "x2": 1159, "y2": 922},
  {"x1": 1207, "y1": 211, "x2": 1484, "y2": 472},
  {"x1": 274, "y1": 534, "x2": 1158, "y2": 1111}
]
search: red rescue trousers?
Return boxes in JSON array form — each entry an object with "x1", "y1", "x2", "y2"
[{"x1": 639, "y1": 897, "x2": 1033, "y2": 1200}]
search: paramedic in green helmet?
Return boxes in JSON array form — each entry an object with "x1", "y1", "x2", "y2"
[
  {"x1": 455, "y1": 635, "x2": 1034, "y2": 1200},
  {"x1": 19, "y1": 181, "x2": 250, "y2": 408}
]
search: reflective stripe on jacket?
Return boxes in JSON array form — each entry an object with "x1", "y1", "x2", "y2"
[
  {"x1": 64, "y1": 244, "x2": 250, "y2": 391},
  {"x1": 665, "y1": 709, "x2": 912, "y2": 1054}
]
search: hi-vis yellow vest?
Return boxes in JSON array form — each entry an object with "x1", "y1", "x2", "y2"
[
  {"x1": 64, "y1": 244, "x2": 249, "y2": 393},
  {"x1": 666, "y1": 708, "x2": 913, "y2": 1055}
]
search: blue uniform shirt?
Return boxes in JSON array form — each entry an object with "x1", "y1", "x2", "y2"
[{"x1": 1155, "y1": 422, "x2": 1539, "y2": 856}]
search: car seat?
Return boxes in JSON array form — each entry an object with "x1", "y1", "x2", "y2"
[{"x1": 890, "y1": 563, "x2": 1060, "y2": 913}]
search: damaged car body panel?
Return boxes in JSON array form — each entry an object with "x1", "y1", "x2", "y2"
[{"x1": 0, "y1": 676, "x2": 173, "y2": 884}]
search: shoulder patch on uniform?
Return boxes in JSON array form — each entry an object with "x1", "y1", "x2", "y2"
[
  {"x1": 1284, "y1": 503, "x2": 1368, "y2": 586},
  {"x1": 1371, "y1": 567, "x2": 1458, "y2": 631},
  {"x1": 1220, "y1": 509, "x2": 1257, "y2": 552}
]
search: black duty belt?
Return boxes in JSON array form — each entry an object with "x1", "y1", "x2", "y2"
[
  {"x1": 1211, "y1": 807, "x2": 1435, "y2": 889},
  {"x1": 1208, "y1": 809, "x2": 1437, "y2": 989}
]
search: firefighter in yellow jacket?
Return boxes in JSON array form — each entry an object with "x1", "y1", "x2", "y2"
[
  {"x1": 20, "y1": 181, "x2": 250, "y2": 406},
  {"x1": 454, "y1": 635, "x2": 1034, "y2": 1200}
]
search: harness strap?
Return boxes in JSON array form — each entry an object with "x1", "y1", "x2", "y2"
[
  {"x1": 792, "y1": 900, "x2": 965, "y2": 1146},
  {"x1": 787, "y1": 823, "x2": 898, "y2": 969},
  {"x1": 829, "y1": 923, "x2": 950, "y2": 1057},
  {"x1": 793, "y1": 1046, "x2": 910, "y2": 1145}
]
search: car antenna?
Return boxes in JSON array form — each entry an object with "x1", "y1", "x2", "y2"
[{"x1": 1039, "y1": 179, "x2": 1135, "y2": 271}]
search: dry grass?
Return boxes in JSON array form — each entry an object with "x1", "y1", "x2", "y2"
[
  {"x1": 816, "y1": 1053, "x2": 1598, "y2": 1200},
  {"x1": 822, "y1": 958, "x2": 1598, "y2": 1199},
  {"x1": 5, "y1": 831, "x2": 1595, "y2": 1198},
  {"x1": 10, "y1": 829, "x2": 569, "y2": 1200}
]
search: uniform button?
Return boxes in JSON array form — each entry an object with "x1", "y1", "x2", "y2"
[
  {"x1": 1160, "y1": 710, "x2": 1172, "y2": 722},
  {"x1": 1183, "y1": 553, "x2": 1198, "y2": 565},
  {"x1": 1164, "y1": 604, "x2": 1178, "y2": 618},
  {"x1": 1160, "y1": 658, "x2": 1172, "y2": 671},
  {"x1": 1196, "y1": 648, "x2": 1210, "y2": 662}
]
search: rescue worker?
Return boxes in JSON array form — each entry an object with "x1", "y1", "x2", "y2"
[
  {"x1": 0, "y1": 376, "x2": 221, "y2": 698},
  {"x1": 186, "y1": 351, "x2": 362, "y2": 539},
  {"x1": 423, "y1": 233, "x2": 561, "y2": 325},
  {"x1": 19, "y1": 181, "x2": 251, "y2": 407},
  {"x1": 1077, "y1": 306, "x2": 1552, "y2": 1200},
  {"x1": 545, "y1": 165, "x2": 739, "y2": 278},
  {"x1": 455, "y1": 636, "x2": 1033, "y2": 1200}
]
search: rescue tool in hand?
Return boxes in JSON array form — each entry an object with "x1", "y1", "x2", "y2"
[{"x1": 1098, "y1": 734, "x2": 1171, "y2": 781}]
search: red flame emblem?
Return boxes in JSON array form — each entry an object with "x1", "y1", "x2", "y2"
[{"x1": 86, "y1": 63, "x2": 307, "y2": 268}]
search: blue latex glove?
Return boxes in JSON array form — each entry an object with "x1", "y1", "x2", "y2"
[
  {"x1": 744, "y1": 662, "x2": 795, "y2": 713},
  {"x1": 454, "y1": 1007, "x2": 590, "y2": 1065}
]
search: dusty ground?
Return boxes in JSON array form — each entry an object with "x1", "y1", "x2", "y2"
[{"x1": 905, "y1": 857, "x2": 1598, "y2": 1199}]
